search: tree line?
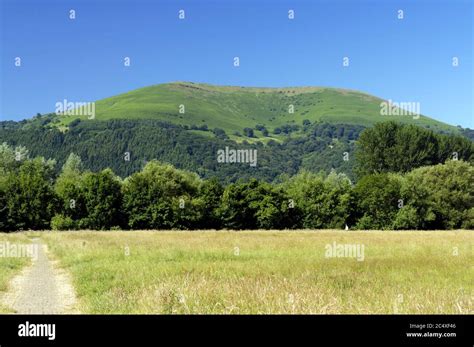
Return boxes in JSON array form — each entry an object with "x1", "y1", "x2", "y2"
[
  {"x1": 0, "y1": 122, "x2": 473, "y2": 231},
  {"x1": 0, "y1": 118, "x2": 365, "y2": 182}
]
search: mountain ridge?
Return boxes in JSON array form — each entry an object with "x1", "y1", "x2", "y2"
[{"x1": 46, "y1": 81, "x2": 460, "y2": 142}]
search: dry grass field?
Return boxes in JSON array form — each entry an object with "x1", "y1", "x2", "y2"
[
  {"x1": 18, "y1": 230, "x2": 471, "y2": 314},
  {"x1": 0, "y1": 230, "x2": 472, "y2": 314}
]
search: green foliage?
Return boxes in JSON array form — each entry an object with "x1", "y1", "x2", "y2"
[
  {"x1": 212, "y1": 128, "x2": 228, "y2": 140},
  {"x1": 51, "y1": 214, "x2": 75, "y2": 230},
  {"x1": 392, "y1": 205, "x2": 420, "y2": 230},
  {"x1": 0, "y1": 138, "x2": 473, "y2": 231},
  {"x1": 243, "y1": 127, "x2": 254, "y2": 138},
  {"x1": 54, "y1": 154, "x2": 124, "y2": 230},
  {"x1": 61, "y1": 152, "x2": 83, "y2": 175},
  {"x1": 219, "y1": 179, "x2": 296, "y2": 229},
  {"x1": 2, "y1": 157, "x2": 57, "y2": 231},
  {"x1": 197, "y1": 178, "x2": 224, "y2": 229},
  {"x1": 74, "y1": 169, "x2": 123, "y2": 230},
  {"x1": 438, "y1": 134, "x2": 474, "y2": 163},
  {"x1": 396, "y1": 160, "x2": 474, "y2": 229},
  {"x1": 122, "y1": 161, "x2": 202, "y2": 229},
  {"x1": 283, "y1": 170, "x2": 352, "y2": 229},
  {"x1": 353, "y1": 173, "x2": 402, "y2": 230},
  {"x1": 255, "y1": 124, "x2": 269, "y2": 137},
  {"x1": 461, "y1": 208, "x2": 474, "y2": 229},
  {"x1": 55, "y1": 153, "x2": 87, "y2": 225},
  {"x1": 355, "y1": 122, "x2": 473, "y2": 177},
  {"x1": 0, "y1": 119, "x2": 366, "y2": 182},
  {"x1": 0, "y1": 177, "x2": 7, "y2": 231},
  {"x1": 0, "y1": 142, "x2": 29, "y2": 175}
]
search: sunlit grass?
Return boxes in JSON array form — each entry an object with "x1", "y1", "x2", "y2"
[{"x1": 37, "y1": 230, "x2": 473, "y2": 314}]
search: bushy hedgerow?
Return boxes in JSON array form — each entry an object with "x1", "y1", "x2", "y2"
[{"x1": 0, "y1": 143, "x2": 473, "y2": 231}]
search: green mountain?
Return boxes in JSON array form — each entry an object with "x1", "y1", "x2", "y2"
[
  {"x1": 2, "y1": 82, "x2": 471, "y2": 184},
  {"x1": 53, "y1": 81, "x2": 459, "y2": 142}
]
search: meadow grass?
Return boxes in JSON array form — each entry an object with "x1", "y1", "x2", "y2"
[
  {"x1": 35, "y1": 230, "x2": 473, "y2": 314},
  {"x1": 0, "y1": 233, "x2": 32, "y2": 312}
]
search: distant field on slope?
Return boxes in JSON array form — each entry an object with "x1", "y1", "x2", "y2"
[
  {"x1": 55, "y1": 82, "x2": 458, "y2": 141},
  {"x1": 38, "y1": 230, "x2": 473, "y2": 314}
]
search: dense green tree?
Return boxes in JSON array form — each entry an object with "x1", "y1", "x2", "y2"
[
  {"x1": 0, "y1": 171, "x2": 9, "y2": 231},
  {"x1": 392, "y1": 205, "x2": 420, "y2": 230},
  {"x1": 353, "y1": 173, "x2": 402, "y2": 229},
  {"x1": 355, "y1": 122, "x2": 473, "y2": 177},
  {"x1": 54, "y1": 153, "x2": 87, "y2": 229},
  {"x1": 0, "y1": 142, "x2": 29, "y2": 175},
  {"x1": 61, "y1": 152, "x2": 83, "y2": 174},
  {"x1": 219, "y1": 179, "x2": 296, "y2": 229},
  {"x1": 395, "y1": 160, "x2": 474, "y2": 229},
  {"x1": 212, "y1": 128, "x2": 228, "y2": 140},
  {"x1": 283, "y1": 170, "x2": 352, "y2": 229},
  {"x1": 197, "y1": 177, "x2": 224, "y2": 229},
  {"x1": 2, "y1": 157, "x2": 57, "y2": 230},
  {"x1": 462, "y1": 208, "x2": 474, "y2": 229},
  {"x1": 0, "y1": 119, "x2": 367, "y2": 183},
  {"x1": 355, "y1": 122, "x2": 437, "y2": 176},
  {"x1": 122, "y1": 161, "x2": 202, "y2": 229},
  {"x1": 438, "y1": 134, "x2": 474, "y2": 163},
  {"x1": 77, "y1": 169, "x2": 124, "y2": 230},
  {"x1": 0, "y1": 136, "x2": 473, "y2": 231},
  {"x1": 243, "y1": 127, "x2": 255, "y2": 138}
]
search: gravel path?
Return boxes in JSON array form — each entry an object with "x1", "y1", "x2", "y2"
[{"x1": 2, "y1": 238, "x2": 78, "y2": 314}]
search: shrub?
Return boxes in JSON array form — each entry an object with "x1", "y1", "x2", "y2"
[
  {"x1": 51, "y1": 214, "x2": 76, "y2": 230},
  {"x1": 400, "y1": 160, "x2": 474, "y2": 229}
]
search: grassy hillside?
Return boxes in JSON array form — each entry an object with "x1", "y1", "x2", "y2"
[{"x1": 55, "y1": 82, "x2": 458, "y2": 141}]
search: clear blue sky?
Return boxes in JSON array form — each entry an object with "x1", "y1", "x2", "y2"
[{"x1": 1, "y1": 0, "x2": 472, "y2": 128}]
